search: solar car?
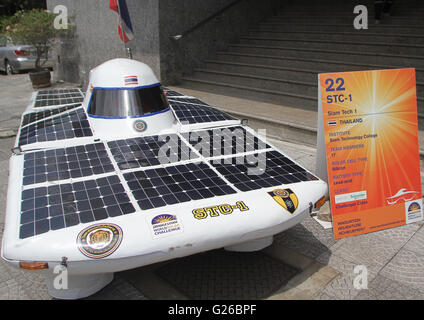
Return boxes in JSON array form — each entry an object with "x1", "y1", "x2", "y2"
[{"x1": 1, "y1": 58, "x2": 328, "y2": 299}]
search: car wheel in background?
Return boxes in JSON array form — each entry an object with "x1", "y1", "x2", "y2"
[{"x1": 4, "y1": 60, "x2": 16, "y2": 75}]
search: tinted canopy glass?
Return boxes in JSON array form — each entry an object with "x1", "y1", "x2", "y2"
[{"x1": 88, "y1": 85, "x2": 170, "y2": 118}]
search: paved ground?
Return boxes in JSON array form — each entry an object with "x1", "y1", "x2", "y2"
[{"x1": 0, "y1": 74, "x2": 423, "y2": 300}]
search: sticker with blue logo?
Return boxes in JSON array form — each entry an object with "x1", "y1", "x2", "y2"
[
  {"x1": 149, "y1": 214, "x2": 183, "y2": 239},
  {"x1": 405, "y1": 199, "x2": 423, "y2": 224}
]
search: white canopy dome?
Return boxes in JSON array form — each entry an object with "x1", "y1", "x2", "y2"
[
  {"x1": 89, "y1": 58, "x2": 159, "y2": 88},
  {"x1": 82, "y1": 58, "x2": 176, "y2": 138}
]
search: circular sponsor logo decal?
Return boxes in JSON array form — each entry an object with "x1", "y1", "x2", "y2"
[
  {"x1": 133, "y1": 119, "x2": 147, "y2": 132},
  {"x1": 77, "y1": 224, "x2": 123, "y2": 259},
  {"x1": 274, "y1": 189, "x2": 289, "y2": 198}
]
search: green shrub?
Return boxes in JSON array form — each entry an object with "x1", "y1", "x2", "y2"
[{"x1": 4, "y1": 9, "x2": 66, "y2": 71}]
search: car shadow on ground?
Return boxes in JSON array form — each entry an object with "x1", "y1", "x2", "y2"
[{"x1": 85, "y1": 220, "x2": 333, "y2": 300}]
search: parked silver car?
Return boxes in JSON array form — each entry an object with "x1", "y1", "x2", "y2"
[{"x1": 0, "y1": 37, "x2": 54, "y2": 75}]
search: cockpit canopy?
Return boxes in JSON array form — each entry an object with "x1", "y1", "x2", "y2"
[{"x1": 88, "y1": 84, "x2": 170, "y2": 118}]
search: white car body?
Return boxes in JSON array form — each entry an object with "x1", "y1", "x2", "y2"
[{"x1": 1, "y1": 58, "x2": 327, "y2": 299}]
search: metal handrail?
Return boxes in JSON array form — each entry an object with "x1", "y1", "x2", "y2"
[{"x1": 170, "y1": 0, "x2": 245, "y2": 40}]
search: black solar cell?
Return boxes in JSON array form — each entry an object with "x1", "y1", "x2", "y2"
[
  {"x1": 108, "y1": 134, "x2": 197, "y2": 170},
  {"x1": 21, "y1": 103, "x2": 82, "y2": 127},
  {"x1": 37, "y1": 89, "x2": 83, "y2": 95},
  {"x1": 185, "y1": 126, "x2": 269, "y2": 158},
  {"x1": 22, "y1": 143, "x2": 115, "y2": 186},
  {"x1": 123, "y1": 162, "x2": 237, "y2": 210},
  {"x1": 34, "y1": 89, "x2": 85, "y2": 108},
  {"x1": 167, "y1": 97, "x2": 209, "y2": 106},
  {"x1": 211, "y1": 150, "x2": 319, "y2": 192},
  {"x1": 18, "y1": 108, "x2": 93, "y2": 146},
  {"x1": 19, "y1": 175, "x2": 135, "y2": 239},
  {"x1": 169, "y1": 101, "x2": 236, "y2": 124}
]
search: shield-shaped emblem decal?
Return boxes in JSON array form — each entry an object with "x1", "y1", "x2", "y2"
[{"x1": 268, "y1": 189, "x2": 299, "y2": 214}]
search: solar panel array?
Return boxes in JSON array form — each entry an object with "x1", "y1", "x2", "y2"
[
  {"x1": 18, "y1": 108, "x2": 93, "y2": 147},
  {"x1": 185, "y1": 126, "x2": 269, "y2": 158},
  {"x1": 108, "y1": 134, "x2": 197, "y2": 170},
  {"x1": 123, "y1": 162, "x2": 237, "y2": 210},
  {"x1": 21, "y1": 103, "x2": 82, "y2": 127},
  {"x1": 168, "y1": 97, "x2": 209, "y2": 106},
  {"x1": 22, "y1": 143, "x2": 115, "y2": 186},
  {"x1": 37, "y1": 88, "x2": 83, "y2": 95},
  {"x1": 211, "y1": 150, "x2": 319, "y2": 192},
  {"x1": 19, "y1": 175, "x2": 136, "y2": 239},
  {"x1": 169, "y1": 101, "x2": 236, "y2": 124},
  {"x1": 17, "y1": 140, "x2": 319, "y2": 239},
  {"x1": 15, "y1": 86, "x2": 321, "y2": 240},
  {"x1": 34, "y1": 89, "x2": 85, "y2": 108}
]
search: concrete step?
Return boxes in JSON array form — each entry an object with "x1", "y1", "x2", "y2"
[
  {"x1": 248, "y1": 30, "x2": 424, "y2": 45},
  {"x1": 180, "y1": 77, "x2": 317, "y2": 109},
  {"x1": 279, "y1": 0, "x2": 423, "y2": 8},
  {"x1": 276, "y1": 5, "x2": 424, "y2": 11},
  {"x1": 204, "y1": 60, "x2": 324, "y2": 83},
  {"x1": 275, "y1": 12, "x2": 424, "y2": 19},
  {"x1": 180, "y1": 75, "x2": 424, "y2": 117},
  {"x1": 278, "y1": 0, "x2": 424, "y2": 7},
  {"x1": 238, "y1": 36, "x2": 424, "y2": 56},
  {"x1": 257, "y1": 22, "x2": 424, "y2": 34},
  {"x1": 279, "y1": 7, "x2": 424, "y2": 13},
  {"x1": 268, "y1": 16, "x2": 424, "y2": 25},
  {"x1": 213, "y1": 52, "x2": 424, "y2": 81},
  {"x1": 191, "y1": 69, "x2": 317, "y2": 96},
  {"x1": 275, "y1": 10, "x2": 424, "y2": 16},
  {"x1": 202, "y1": 60, "x2": 424, "y2": 97},
  {"x1": 228, "y1": 44, "x2": 424, "y2": 68}
]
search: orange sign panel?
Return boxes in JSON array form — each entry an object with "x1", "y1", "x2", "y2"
[{"x1": 319, "y1": 68, "x2": 422, "y2": 239}]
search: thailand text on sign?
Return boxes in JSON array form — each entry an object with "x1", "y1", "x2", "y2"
[{"x1": 318, "y1": 68, "x2": 422, "y2": 239}]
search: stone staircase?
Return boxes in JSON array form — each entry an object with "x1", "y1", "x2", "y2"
[{"x1": 175, "y1": 0, "x2": 424, "y2": 153}]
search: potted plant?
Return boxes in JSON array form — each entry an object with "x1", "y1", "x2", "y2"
[{"x1": 4, "y1": 9, "x2": 64, "y2": 88}]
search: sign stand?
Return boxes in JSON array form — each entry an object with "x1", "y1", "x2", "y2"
[{"x1": 316, "y1": 74, "x2": 328, "y2": 183}]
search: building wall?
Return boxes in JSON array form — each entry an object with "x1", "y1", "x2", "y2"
[
  {"x1": 159, "y1": 0, "x2": 279, "y2": 84},
  {"x1": 47, "y1": 0, "x2": 278, "y2": 86},
  {"x1": 47, "y1": 0, "x2": 160, "y2": 87}
]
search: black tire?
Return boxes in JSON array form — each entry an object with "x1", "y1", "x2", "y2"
[{"x1": 4, "y1": 60, "x2": 15, "y2": 75}]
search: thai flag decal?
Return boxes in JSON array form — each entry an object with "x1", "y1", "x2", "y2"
[
  {"x1": 125, "y1": 76, "x2": 138, "y2": 86},
  {"x1": 328, "y1": 120, "x2": 337, "y2": 127},
  {"x1": 110, "y1": 0, "x2": 134, "y2": 43}
]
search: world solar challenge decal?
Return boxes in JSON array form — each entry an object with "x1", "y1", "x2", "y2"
[
  {"x1": 406, "y1": 200, "x2": 423, "y2": 223},
  {"x1": 149, "y1": 214, "x2": 183, "y2": 239},
  {"x1": 268, "y1": 189, "x2": 299, "y2": 214},
  {"x1": 77, "y1": 223, "x2": 123, "y2": 259}
]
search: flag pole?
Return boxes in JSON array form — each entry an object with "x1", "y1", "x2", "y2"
[{"x1": 116, "y1": 0, "x2": 132, "y2": 59}]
